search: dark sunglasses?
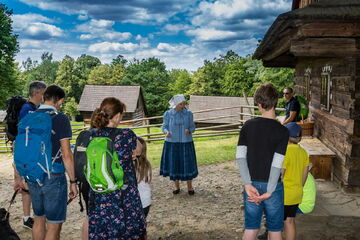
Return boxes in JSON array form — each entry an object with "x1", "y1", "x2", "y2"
[{"x1": 283, "y1": 92, "x2": 291, "y2": 95}]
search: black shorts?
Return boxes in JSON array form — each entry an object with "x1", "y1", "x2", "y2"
[{"x1": 284, "y1": 204, "x2": 299, "y2": 220}]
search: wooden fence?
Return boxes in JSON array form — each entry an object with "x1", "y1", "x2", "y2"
[{"x1": 0, "y1": 105, "x2": 285, "y2": 152}]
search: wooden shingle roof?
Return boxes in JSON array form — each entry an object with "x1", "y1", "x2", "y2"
[
  {"x1": 78, "y1": 85, "x2": 142, "y2": 113},
  {"x1": 253, "y1": 0, "x2": 360, "y2": 66},
  {"x1": 189, "y1": 95, "x2": 254, "y2": 124}
]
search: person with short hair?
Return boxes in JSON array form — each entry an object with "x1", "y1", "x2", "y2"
[
  {"x1": 13, "y1": 81, "x2": 47, "y2": 229},
  {"x1": 236, "y1": 83, "x2": 289, "y2": 240},
  {"x1": 25, "y1": 85, "x2": 78, "y2": 240},
  {"x1": 282, "y1": 87, "x2": 300, "y2": 124},
  {"x1": 282, "y1": 122, "x2": 309, "y2": 240}
]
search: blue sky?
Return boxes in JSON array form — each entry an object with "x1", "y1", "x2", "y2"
[{"x1": 6, "y1": 0, "x2": 292, "y2": 70}]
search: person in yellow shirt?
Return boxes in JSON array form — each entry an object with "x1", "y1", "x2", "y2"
[{"x1": 282, "y1": 122, "x2": 309, "y2": 240}]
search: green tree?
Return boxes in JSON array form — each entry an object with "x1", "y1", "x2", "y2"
[
  {"x1": 55, "y1": 55, "x2": 80, "y2": 100},
  {"x1": 168, "y1": 69, "x2": 192, "y2": 97},
  {"x1": 63, "y1": 97, "x2": 79, "y2": 119},
  {"x1": 122, "y1": 57, "x2": 171, "y2": 117},
  {"x1": 87, "y1": 64, "x2": 125, "y2": 85},
  {"x1": 74, "y1": 54, "x2": 101, "y2": 102},
  {"x1": 0, "y1": 4, "x2": 20, "y2": 108}
]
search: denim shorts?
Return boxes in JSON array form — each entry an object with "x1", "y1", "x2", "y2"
[
  {"x1": 27, "y1": 174, "x2": 67, "y2": 223},
  {"x1": 243, "y1": 181, "x2": 284, "y2": 232}
]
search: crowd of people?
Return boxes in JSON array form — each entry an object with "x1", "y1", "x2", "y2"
[{"x1": 10, "y1": 81, "x2": 313, "y2": 240}]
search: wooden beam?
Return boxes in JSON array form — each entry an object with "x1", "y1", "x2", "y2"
[
  {"x1": 300, "y1": 22, "x2": 360, "y2": 38},
  {"x1": 290, "y1": 38, "x2": 360, "y2": 57}
]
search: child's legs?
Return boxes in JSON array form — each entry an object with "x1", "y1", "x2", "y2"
[
  {"x1": 283, "y1": 204, "x2": 298, "y2": 240},
  {"x1": 143, "y1": 206, "x2": 151, "y2": 218},
  {"x1": 263, "y1": 182, "x2": 284, "y2": 233},
  {"x1": 284, "y1": 218, "x2": 296, "y2": 240}
]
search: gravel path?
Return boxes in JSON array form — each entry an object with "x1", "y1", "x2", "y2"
[{"x1": 1, "y1": 156, "x2": 360, "y2": 240}]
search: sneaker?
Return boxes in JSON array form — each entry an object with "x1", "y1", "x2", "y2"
[
  {"x1": 23, "y1": 217, "x2": 34, "y2": 229},
  {"x1": 257, "y1": 230, "x2": 268, "y2": 240}
]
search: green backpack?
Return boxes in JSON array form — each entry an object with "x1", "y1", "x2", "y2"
[
  {"x1": 85, "y1": 130, "x2": 124, "y2": 194},
  {"x1": 295, "y1": 94, "x2": 309, "y2": 120}
]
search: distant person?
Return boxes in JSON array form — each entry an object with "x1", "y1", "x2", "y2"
[
  {"x1": 133, "y1": 137, "x2": 152, "y2": 219},
  {"x1": 282, "y1": 122, "x2": 309, "y2": 240},
  {"x1": 13, "y1": 81, "x2": 46, "y2": 229},
  {"x1": 15, "y1": 85, "x2": 78, "y2": 240},
  {"x1": 236, "y1": 83, "x2": 289, "y2": 240},
  {"x1": 282, "y1": 87, "x2": 300, "y2": 124},
  {"x1": 160, "y1": 94, "x2": 198, "y2": 195},
  {"x1": 88, "y1": 97, "x2": 146, "y2": 239}
]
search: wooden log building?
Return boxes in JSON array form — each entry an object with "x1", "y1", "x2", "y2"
[
  {"x1": 253, "y1": 0, "x2": 360, "y2": 189},
  {"x1": 78, "y1": 85, "x2": 147, "y2": 125}
]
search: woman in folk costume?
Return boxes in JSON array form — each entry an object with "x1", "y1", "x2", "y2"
[{"x1": 160, "y1": 94, "x2": 198, "y2": 195}]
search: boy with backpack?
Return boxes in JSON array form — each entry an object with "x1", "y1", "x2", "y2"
[
  {"x1": 236, "y1": 83, "x2": 289, "y2": 240},
  {"x1": 10, "y1": 81, "x2": 46, "y2": 229},
  {"x1": 14, "y1": 85, "x2": 78, "y2": 240}
]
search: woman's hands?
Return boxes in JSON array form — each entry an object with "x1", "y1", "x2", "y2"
[
  {"x1": 165, "y1": 132, "x2": 172, "y2": 138},
  {"x1": 185, "y1": 129, "x2": 190, "y2": 135}
]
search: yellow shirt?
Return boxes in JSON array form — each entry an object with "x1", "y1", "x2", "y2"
[{"x1": 282, "y1": 144, "x2": 309, "y2": 205}]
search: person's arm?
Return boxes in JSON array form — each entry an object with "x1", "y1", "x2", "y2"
[
  {"x1": 186, "y1": 111, "x2": 196, "y2": 134},
  {"x1": 61, "y1": 139, "x2": 78, "y2": 199},
  {"x1": 283, "y1": 111, "x2": 297, "y2": 124},
  {"x1": 13, "y1": 164, "x2": 25, "y2": 191},
  {"x1": 162, "y1": 111, "x2": 171, "y2": 137}
]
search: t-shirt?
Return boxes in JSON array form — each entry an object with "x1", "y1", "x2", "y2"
[
  {"x1": 238, "y1": 117, "x2": 289, "y2": 182},
  {"x1": 282, "y1": 144, "x2": 309, "y2": 205},
  {"x1": 19, "y1": 102, "x2": 37, "y2": 120},
  {"x1": 138, "y1": 181, "x2": 152, "y2": 208},
  {"x1": 38, "y1": 105, "x2": 72, "y2": 173},
  {"x1": 285, "y1": 97, "x2": 300, "y2": 122}
]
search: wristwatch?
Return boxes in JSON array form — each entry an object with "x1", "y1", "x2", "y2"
[{"x1": 69, "y1": 179, "x2": 77, "y2": 184}]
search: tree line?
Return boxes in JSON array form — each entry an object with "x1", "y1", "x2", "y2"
[{"x1": 1, "y1": 4, "x2": 294, "y2": 120}]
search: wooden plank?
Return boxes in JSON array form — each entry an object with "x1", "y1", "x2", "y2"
[
  {"x1": 309, "y1": 155, "x2": 333, "y2": 180},
  {"x1": 300, "y1": 22, "x2": 360, "y2": 38},
  {"x1": 299, "y1": 137, "x2": 336, "y2": 156},
  {"x1": 290, "y1": 38, "x2": 359, "y2": 57}
]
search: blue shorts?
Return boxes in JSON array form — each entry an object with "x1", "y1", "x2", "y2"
[
  {"x1": 27, "y1": 174, "x2": 67, "y2": 223},
  {"x1": 243, "y1": 181, "x2": 284, "y2": 232}
]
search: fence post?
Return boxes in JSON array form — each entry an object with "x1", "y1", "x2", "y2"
[
  {"x1": 146, "y1": 120, "x2": 151, "y2": 142},
  {"x1": 240, "y1": 106, "x2": 244, "y2": 125}
]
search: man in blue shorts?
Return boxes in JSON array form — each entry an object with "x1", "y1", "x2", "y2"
[
  {"x1": 21, "y1": 85, "x2": 78, "y2": 240},
  {"x1": 236, "y1": 83, "x2": 289, "y2": 240},
  {"x1": 14, "y1": 81, "x2": 46, "y2": 229}
]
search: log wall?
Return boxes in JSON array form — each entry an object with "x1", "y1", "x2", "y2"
[{"x1": 294, "y1": 57, "x2": 360, "y2": 186}]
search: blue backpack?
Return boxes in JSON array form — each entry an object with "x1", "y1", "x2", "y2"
[{"x1": 14, "y1": 110, "x2": 56, "y2": 185}]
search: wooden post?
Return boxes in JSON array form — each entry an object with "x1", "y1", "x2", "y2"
[
  {"x1": 146, "y1": 120, "x2": 151, "y2": 142},
  {"x1": 240, "y1": 106, "x2": 244, "y2": 125}
]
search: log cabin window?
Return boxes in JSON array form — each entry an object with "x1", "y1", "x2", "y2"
[
  {"x1": 320, "y1": 72, "x2": 331, "y2": 111},
  {"x1": 304, "y1": 71, "x2": 311, "y2": 102}
]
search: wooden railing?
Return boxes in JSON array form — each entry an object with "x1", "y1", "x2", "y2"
[{"x1": 0, "y1": 105, "x2": 285, "y2": 152}]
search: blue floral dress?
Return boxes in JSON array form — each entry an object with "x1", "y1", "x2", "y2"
[{"x1": 88, "y1": 127, "x2": 146, "y2": 240}]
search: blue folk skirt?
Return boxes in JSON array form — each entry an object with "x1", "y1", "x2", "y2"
[{"x1": 160, "y1": 141, "x2": 198, "y2": 181}]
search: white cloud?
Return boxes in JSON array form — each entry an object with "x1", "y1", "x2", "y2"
[
  {"x1": 88, "y1": 42, "x2": 140, "y2": 53},
  {"x1": 187, "y1": 28, "x2": 237, "y2": 41},
  {"x1": 163, "y1": 24, "x2": 191, "y2": 34},
  {"x1": 77, "y1": 14, "x2": 88, "y2": 21},
  {"x1": 12, "y1": 13, "x2": 64, "y2": 40}
]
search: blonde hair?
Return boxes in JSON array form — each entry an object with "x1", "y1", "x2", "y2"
[{"x1": 134, "y1": 137, "x2": 152, "y2": 183}]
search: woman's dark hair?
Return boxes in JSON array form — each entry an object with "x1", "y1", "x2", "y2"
[
  {"x1": 254, "y1": 83, "x2": 279, "y2": 110},
  {"x1": 43, "y1": 85, "x2": 65, "y2": 103},
  {"x1": 92, "y1": 97, "x2": 126, "y2": 129}
]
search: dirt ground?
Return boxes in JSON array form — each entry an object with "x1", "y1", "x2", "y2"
[{"x1": 1, "y1": 154, "x2": 360, "y2": 240}]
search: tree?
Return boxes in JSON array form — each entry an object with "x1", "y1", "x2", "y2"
[
  {"x1": 74, "y1": 54, "x2": 101, "y2": 102},
  {"x1": 63, "y1": 97, "x2": 79, "y2": 120},
  {"x1": 87, "y1": 64, "x2": 125, "y2": 85},
  {"x1": 122, "y1": 57, "x2": 171, "y2": 117},
  {"x1": 168, "y1": 69, "x2": 192, "y2": 97},
  {"x1": 0, "y1": 4, "x2": 19, "y2": 108},
  {"x1": 112, "y1": 54, "x2": 127, "y2": 66},
  {"x1": 55, "y1": 55, "x2": 80, "y2": 100}
]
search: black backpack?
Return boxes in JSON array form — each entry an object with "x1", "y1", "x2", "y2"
[{"x1": 4, "y1": 96, "x2": 29, "y2": 143}]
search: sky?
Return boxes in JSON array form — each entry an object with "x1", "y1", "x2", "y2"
[{"x1": 5, "y1": 0, "x2": 293, "y2": 71}]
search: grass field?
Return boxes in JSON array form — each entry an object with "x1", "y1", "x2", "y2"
[{"x1": 1, "y1": 123, "x2": 239, "y2": 167}]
